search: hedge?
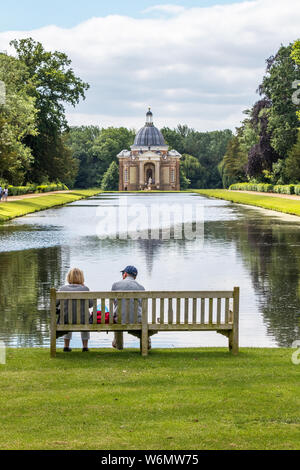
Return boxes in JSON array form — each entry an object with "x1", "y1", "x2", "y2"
[
  {"x1": 229, "y1": 183, "x2": 274, "y2": 192},
  {"x1": 5, "y1": 183, "x2": 68, "y2": 196},
  {"x1": 273, "y1": 185, "x2": 295, "y2": 195},
  {"x1": 229, "y1": 183, "x2": 299, "y2": 195},
  {"x1": 294, "y1": 185, "x2": 300, "y2": 195}
]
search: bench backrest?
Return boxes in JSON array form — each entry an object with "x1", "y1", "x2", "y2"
[{"x1": 51, "y1": 288, "x2": 239, "y2": 328}]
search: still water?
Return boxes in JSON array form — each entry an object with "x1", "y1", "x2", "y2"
[{"x1": 0, "y1": 193, "x2": 299, "y2": 349}]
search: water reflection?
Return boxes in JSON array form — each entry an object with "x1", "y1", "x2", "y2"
[
  {"x1": 0, "y1": 246, "x2": 69, "y2": 346},
  {"x1": 0, "y1": 193, "x2": 299, "y2": 348}
]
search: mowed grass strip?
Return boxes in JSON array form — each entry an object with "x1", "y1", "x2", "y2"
[
  {"x1": 0, "y1": 189, "x2": 102, "y2": 222},
  {"x1": 192, "y1": 189, "x2": 300, "y2": 217},
  {"x1": 0, "y1": 348, "x2": 299, "y2": 450}
]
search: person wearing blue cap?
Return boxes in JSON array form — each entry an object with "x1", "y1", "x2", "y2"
[{"x1": 111, "y1": 266, "x2": 155, "y2": 350}]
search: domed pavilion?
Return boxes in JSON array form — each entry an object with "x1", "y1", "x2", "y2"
[{"x1": 117, "y1": 108, "x2": 181, "y2": 191}]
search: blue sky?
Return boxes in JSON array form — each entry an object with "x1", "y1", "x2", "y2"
[
  {"x1": 0, "y1": 1, "x2": 298, "y2": 131},
  {"x1": 1, "y1": 0, "x2": 251, "y2": 31}
]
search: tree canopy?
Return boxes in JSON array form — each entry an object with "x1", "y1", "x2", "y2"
[
  {"x1": 0, "y1": 53, "x2": 37, "y2": 184},
  {"x1": 0, "y1": 38, "x2": 90, "y2": 186},
  {"x1": 221, "y1": 40, "x2": 300, "y2": 186}
]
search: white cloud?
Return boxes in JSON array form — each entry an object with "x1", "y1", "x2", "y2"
[
  {"x1": 0, "y1": 0, "x2": 299, "y2": 132},
  {"x1": 142, "y1": 4, "x2": 185, "y2": 15}
]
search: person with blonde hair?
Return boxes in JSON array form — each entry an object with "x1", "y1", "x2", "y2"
[{"x1": 57, "y1": 268, "x2": 93, "y2": 352}]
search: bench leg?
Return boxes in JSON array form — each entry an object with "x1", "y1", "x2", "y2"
[
  {"x1": 50, "y1": 327, "x2": 56, "y2": 358},
  {"x1": 141, "y1": 325, "x2": 149, "y2": 357},
  {"x1": 115, "y1": 332, "x2": 124, "y2": 350},
  {"x1": 229, "y1": 330, "x2": 239, "y2": 355}
]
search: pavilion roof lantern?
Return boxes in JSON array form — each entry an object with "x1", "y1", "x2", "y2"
[{"x1": 146, "y1": 107, "x2": 153, "y2": 126}]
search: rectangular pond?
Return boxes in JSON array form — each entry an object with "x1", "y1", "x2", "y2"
[{"x1": 0, "y1": 192, "x2": 299, "y2": 349}]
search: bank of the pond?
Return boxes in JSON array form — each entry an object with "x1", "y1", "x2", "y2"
[
  {"x1": 0, "y1": 348, "x2": 298, "y2": 450},
  {"x1": 193, "y1": 189, "x2": 300, "y2": 217},
  {"x1": 0, "y1": 189, "x2": 102, "y2": 222}
]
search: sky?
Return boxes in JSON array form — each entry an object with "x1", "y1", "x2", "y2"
[{"x1": 0, "y1": 0, "x2": 299, "y2": 132}]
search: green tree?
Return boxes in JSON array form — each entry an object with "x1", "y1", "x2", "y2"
[
  {"x1": 238, "y1": 114, "x2": 259, "y2": 154},
  {"x1": 162, "y1": 126, "x2": 233, "y2": 188},
  {"x1": 179, "y1": 165, "x2": 190, "y2": 190},
  {"x1": 291, "y1": 39, "x2": 300, "y2": 64},
  {"x1": 219, "y1": 133, "x2": 248, "y2": 188},
  {"x1": 161, "y1": 126, "x2": 185, "y2": 153},
  {"x1": 180, "y1": 154, "x2": 203, "y2": 188},
  {"x1": 65, "y1": 126, "x2": 102, "y2": 188},
  {"x1": 66, "y1": 126, "x2": 135, "y2": 188},
  {"x1": 10, "y1": 38, "x2": 89, "y2": 183},
  {"x1": 93, "y1": 127, "x2": 135, "y2": 171},
  {"x1": 291, "y1": 39, "x2": 300, "y2": 121},
  {"x1": 101, "y1": 161, "x2": 119, "y2": 191},
  {"x1": 284, "y1": 131, "x2": 300, "y2": 183},
  {"x1": 0, "y1": 53, "x2": 38, "y2": 184},
  {"x1": 258, "y1": 44, "x2": 300, "y2": 157}
]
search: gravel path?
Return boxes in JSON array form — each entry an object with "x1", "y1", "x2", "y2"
[
  {"x1": 231, "y1": 190, "x2": 300, "y2": 200},
  {"x1": 2, "y1": 190, "x2": 70, "y2": 202}
]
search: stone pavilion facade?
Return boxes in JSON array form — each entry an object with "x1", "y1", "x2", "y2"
[{"x1": 117, "y1": 109, "x2": 181, "y2": 191}]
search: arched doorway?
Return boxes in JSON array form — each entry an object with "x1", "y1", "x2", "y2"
[{"x1": 144, "y1": 163, "x2": 155, "y2": 185}]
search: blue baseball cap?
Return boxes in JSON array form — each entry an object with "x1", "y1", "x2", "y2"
[{"x1": 121, "y1": 265, "x2": 138, "y2": 277}]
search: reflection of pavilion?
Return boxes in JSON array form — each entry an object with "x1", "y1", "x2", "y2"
[
  {"x1": 137, "y1": 238, "x2": 164, "y2": 275},
  {"x1": 117, "y1": 108, "x2": 181, "y2": 191}
]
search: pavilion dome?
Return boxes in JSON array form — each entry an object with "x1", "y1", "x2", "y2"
[{"x1": 133, "y1": 108, "x2": 166, "y2": 147}]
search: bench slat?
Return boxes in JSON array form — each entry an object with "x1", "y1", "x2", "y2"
[
  {"x1": 193, "y1": 298, "x2": 197, "y2": 324},
  {"x1": 56, "y1": 323, "x2": 233, "y2": 332},
  {"x1": 118, "y1": 299, "x2": 122, "y2": 324},
  {"x1": 109, "y1": 299, "x2": 114, "y2": 324},
  {"x1": 60, "y1": 300, "x2": 65, "y2": 325},
  {"x1": 77, "y1": 300, "x2": 81, "y2": 325},
  {"x1": 93, "y1": 299, "x2": 97, "y2": 325},
  {"x1": 168, "y1": 298, "x2": 173, "y2": 324},
  {"x1": 85, "y1": 300, "x2": 89, "y2": 325},
  {"x1": 209, "y1": 298, "x2": 213, "y2": 324},
  {"x1": 184, "y1": 298, "x2": 189, "y2": 324},
  {"x1": 176, "y1": 298, "x2": 181, "y2": 324},
  {"x1": 68, "y1": 300, "x2": 72, "y2": 325},
  {"x1": 57, "y1": 324, "x2": 142, "y2": 331},
  {"x1": 56, "y1": 290, "x2": 234, "y2": 300},
  {"x1": 217, "y1": 298, "x2": 221, "y2": 324},
  {"x1": 160, "y1": 298, "x2": 164, "y2": 324},
  {"x1": 225, "y1": 298, "x2": 229, "y2": 323},
  {"x1": 152, "y1": 298, "x2": 156, "y2": 324},
  {"x1": 201, "y1": 298, "x2": 205, "y2": 324},
  {"x1": 101, "y1": 298, "x2": 106, "y2": 324}
]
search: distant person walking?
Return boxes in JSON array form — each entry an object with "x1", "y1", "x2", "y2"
[
  {"x1": 57, "y1": 268, "x2": 93, "y2": 352},
  {"x1": 0, "y1": 186, "x2": 2, "y2": 201},
  {"x1": 111, "y1": 265, "x2": 156, "y2": 350},
  {"x1": 2, "y1": 188, "x2": 8, "y2": 202}
]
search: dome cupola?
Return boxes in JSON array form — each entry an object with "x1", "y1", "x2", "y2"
[{"x1": 133, "y1": 108, "x2": 166, "y2": 147}]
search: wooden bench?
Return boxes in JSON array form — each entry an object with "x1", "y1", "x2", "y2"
[{"x1": 50, "y1": 287, "x2": 239, "y2": 357}]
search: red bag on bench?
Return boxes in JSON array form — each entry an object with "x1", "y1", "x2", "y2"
[{"x1": 97, "y1": 309, "x2": 110, "y2": 324}]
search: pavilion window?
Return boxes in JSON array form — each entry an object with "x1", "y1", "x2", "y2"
[{"x1": 171, "y1": 168, "x2": 175, "y2": 183}]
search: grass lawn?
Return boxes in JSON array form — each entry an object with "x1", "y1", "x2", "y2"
[
  {"x1": 0, "y1": 189, "x2": 102, "y2": 222},
  {"x1": 0, "y1": 348, "x2": 299, "y2": 450},
  {"x1": 192, "y1": 189, "x2": 300, "y2": 217}
]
